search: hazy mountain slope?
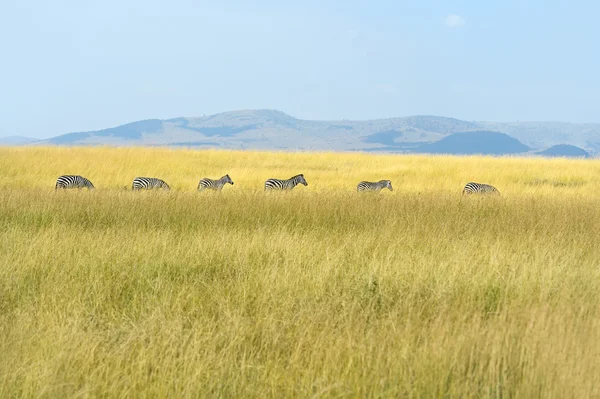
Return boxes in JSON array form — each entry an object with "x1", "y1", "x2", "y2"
[
  {"x1": 477, "y1": 121, "x2": 600, "y2": 151},
  {"x1": 26, "y1": 109, "x2": 600, "y2": 155},
  {"x1": 36, "y1": 111, "x2": 482, "y2": 150},
  {"x1": 45, "y1": 120, "x2": 164, "y2": 145},
  {"x1": 413, "y1": 131, "x2": 530, "y2": 155},
  {"x1": 0, "y1": 136, "x2": 39, "y2": 145},
  {"x1": 536, "y1": 144, "x2": 590, "y2": 158}
]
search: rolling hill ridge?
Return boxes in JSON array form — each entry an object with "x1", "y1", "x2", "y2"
[{"x1": 4, "y1": 110, "x2": 599, "y2": 156}]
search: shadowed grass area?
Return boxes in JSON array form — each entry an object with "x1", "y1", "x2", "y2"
[{"x1": 1, "y1": 147, "x2": 600, "y2": 397}]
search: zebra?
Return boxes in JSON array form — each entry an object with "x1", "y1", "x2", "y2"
[
  {"x1": 462, "y1": 182, "x2": 500, "y2": 195},
  {"x1": 264, "y1": 174, "x2": 308, "y2": 190},
  {"x1": 55, "y1": 175, "x2": 95, "y2": 190},
  {"x1": 132, "y1": 177, "x2": 170, "y2": 191},
  {"x1": 198, "y1": 174, "x2": 234, "y2": 191},
  {"x1": 357, "y1": 180, "x2": 393, "y2": 192}
]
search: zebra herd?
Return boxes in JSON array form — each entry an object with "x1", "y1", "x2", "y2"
[{"x1": 55, "y1": 174, "x2": 500, "y2": 194}]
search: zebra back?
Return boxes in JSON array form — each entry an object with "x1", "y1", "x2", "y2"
[
  {"x1": 55, "y1": 175, "x2": 95, "y2": 190},
  {"x1": 264, "y1": 174, "x2": 308, "y2": 190},
  {"x1": 132, "y1": 177, "x2": 170, "y2": 190},
  {"x1": 198, "y1": 174, "x2": 234, "y2": 191},
  {"x1": 462, "y1": 182, "x2": 499, "y2": 195},
  {"x1": 357, "y1": 180, "x2": 393, "y2": 192}
]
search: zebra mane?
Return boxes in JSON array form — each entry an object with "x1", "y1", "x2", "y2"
[{"x1": 290, "y1": 174, "x2": 304, "y2": 179}]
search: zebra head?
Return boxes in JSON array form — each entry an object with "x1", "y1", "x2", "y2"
[
  {"x1": 380, "y1": 180, "x2": 393, "y2": 191},
  {"x1": 162, "y1": 181, "x2": 171, "y2": 191},
  {"x1": 224, "y1": 174, "x2": 234, "y2": 185},
  {"x1": 297, "y1": 174, "x2": 308, "y2": 186}
]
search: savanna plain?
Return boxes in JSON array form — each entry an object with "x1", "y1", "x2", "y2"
[{"x1": 1, "y1": 147, "x2": 600, "y2": 398}]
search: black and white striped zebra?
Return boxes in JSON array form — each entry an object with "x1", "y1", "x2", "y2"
[
  {"x1": 357, "y1": 180, "x2": 393, "y2": 192},
  {"x1": 264, "y1": 174, "x2": 308, "y2": 190},
  {"x1": 198, "y1": 174, "x2": 234, "y2": 191},
  {"x1": 55, "y1": 175, "x2": 95, "y2": 190},
  {"x1": 132, "y1": 177, "x2": 170, "y2": 191},
  {"x1": 462, "y1": 182, "x2": 499, "y2": 195}
]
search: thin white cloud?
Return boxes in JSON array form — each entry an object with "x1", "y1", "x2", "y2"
[{"x1": 445, "y1": 14, "x2": 465, "y2": 28}]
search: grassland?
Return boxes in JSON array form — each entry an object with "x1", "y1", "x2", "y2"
[{"x1": 1, "y1": 146, "x2": 600, "y2": 398}]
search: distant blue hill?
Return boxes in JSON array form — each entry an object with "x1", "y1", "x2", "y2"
[
  {"x1": 14, "y1": 109, "x2": 599, "y2": 154},
  {"x1": 362, "y1": 130, "x2": 404, "y2": 146},
  {"x1": 412, "y1": 131, "x2": 530, "y2": 155},
  {"x1": 0, "y1": 136, "x2": 39, "y2": 145},
  {"x1": 536, "y1": 144, "x2": 590, "y2": 158},
  {"x1": 46, "y1": 119, "x2": 163, "y2": 144}
]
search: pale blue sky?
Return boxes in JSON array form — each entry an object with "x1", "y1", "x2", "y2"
[{"x1": 1, "y1": 0, "x2": 598, "y2": 138}]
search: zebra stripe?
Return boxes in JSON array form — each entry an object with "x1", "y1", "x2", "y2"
[
  {"x1": 357, "y1": 180, "x2": 393, "y2": 192},
  {"x1": 55, "y1": 175, "x2": 95, "y2": 190},
  {"x1": 132, "y1": 177, "x2": 170, "y2": 190},
  {"x1": 264, "y1": 174, "x2": 308, "y2": 190},
  {"x1": 198, "y1": 175, "x2": 234, "y2": 191},
  {"x1": 462, "y1": 182, "x2": 499, "y2": 195}
]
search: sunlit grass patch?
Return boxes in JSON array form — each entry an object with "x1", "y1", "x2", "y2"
[{"x1": 1, "y1": 147, "x2": 599, "y2": 397}]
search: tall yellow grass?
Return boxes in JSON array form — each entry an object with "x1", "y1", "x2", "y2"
[{"x1": 1, "y1": 147, "x2": 600, "y2": 397}]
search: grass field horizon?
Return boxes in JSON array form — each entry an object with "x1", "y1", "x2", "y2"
[{"x1": 1, "y1": 147, "x2": 600, "y2": 397}]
